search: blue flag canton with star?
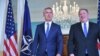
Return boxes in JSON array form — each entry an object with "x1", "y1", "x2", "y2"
[{"x1": 98, "y1": 0, "x2": 100, "y2": 26}]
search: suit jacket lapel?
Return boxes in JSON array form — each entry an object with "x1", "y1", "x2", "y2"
[
  {"x1": 78, "y1": 22, "x2": 85, "y2": 37},
  {"x1": 42, "y1": 22, "x2": 46, "y2": 38},
  {"x1": 78, "y1": 22, "x2": 92, "y2": 38},
  {"x1": 46, "y1": 22, "x2": 54, "y2": 38},
  {"x1": 43, "y1": 22, "x2": 54, "y2": 38},
  {"x1": 87, "y1": 22, "x2": 92, "y2": 38}
]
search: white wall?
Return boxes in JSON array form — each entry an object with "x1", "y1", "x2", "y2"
[
  {"x1": 0, "y1": 0, "x2": 8, "y2": 51},
  {"x1": 17, "y1": 0, "x2": 25, "y2": 55}
]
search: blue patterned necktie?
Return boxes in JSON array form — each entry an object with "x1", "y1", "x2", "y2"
[
  {"x1": 83, "y1": 23, "x2": 88, "y2": 53},
  {"x1": 46, "y1": 23, "x2": 49, "y2": 37},
  {"x1": 83, "y1": 23, "x2": 88, "y2": 37}
]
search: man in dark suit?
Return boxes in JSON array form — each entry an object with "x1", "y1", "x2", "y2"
[
  {"x1": 32, "y1": 7, "x2": 63, "y2": 56},
  {"x1": 68, "y1": 8, "x2": 100, "y2": 56}
]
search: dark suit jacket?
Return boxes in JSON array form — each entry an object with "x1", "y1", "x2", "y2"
[
  {"x1": 32, "y1": 22, "x2": 63, "y2": 56},
  {"x1": 68, "y1": 22, "x2": 100, "y2": 56}
]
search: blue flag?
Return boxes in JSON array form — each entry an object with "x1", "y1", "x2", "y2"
[
  {"x1": 98, "y1": 0, "x2": 100, "y2": 25},
  {"x1": 20, "y1": 0, "x2": 33, "y2": 56}
]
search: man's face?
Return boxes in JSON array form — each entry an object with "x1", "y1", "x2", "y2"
[
  {"x1": 79, "y1": 10, "x2": 89, "y2": 23},
  {"x1": 43, "y1": 9, "x2": 53, "y2": 21}
]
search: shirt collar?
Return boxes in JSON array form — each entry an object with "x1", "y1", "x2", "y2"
[
  {"x1": 45, "y1": 21, "x2": 52, "y2": 25},
  {"x1": 81, "y1": 21, "x2": 89, "y2": 25}
]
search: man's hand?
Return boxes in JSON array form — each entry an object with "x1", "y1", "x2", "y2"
[
  {"x1": 56, "y1": 53, "x2": 61, "y2": 56},
  {"x1": 70, "y1": 53, "x2": 75, "y2": 56},
  {"x1": 97, "y1": 43, "x2": 100, "y2": 49},
  {"x1": 32, "y1": 54, "x2": 35, "y2": 56}
]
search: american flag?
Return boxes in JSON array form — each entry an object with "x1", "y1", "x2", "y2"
[
  {"x1": 97, "y1": 0, "x2": 100, "y2": 55},
  {"x1": 3, "y1": 0, "x2": 18, "y2": 56}
]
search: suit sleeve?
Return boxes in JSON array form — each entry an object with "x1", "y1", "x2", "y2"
[
  {"x1": 68, "y1": 25, "x2": 75, "y2": 54},
  {"x1": 32, "y1": 26, "x2": 39, "y2": 55},
  {"x1": 57, "y1": 25, "x2": 63, "y2": 55}
]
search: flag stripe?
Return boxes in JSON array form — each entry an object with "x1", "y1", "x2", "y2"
[
  {"x1": 10, "y1": 36, "x2": 17, "y2": 50},
  {"x1": 4, "y1": 38, "x2": 11, "y2": 56},
  {"x1": 10, "y1": 45, "x2": 15, "y2": 56},
  {"x1": 9, "y1": 36, "x2": 18, "y2": 56},
  {"x1": 3, "y1": 46, "x2": 9, "y2": 56}
]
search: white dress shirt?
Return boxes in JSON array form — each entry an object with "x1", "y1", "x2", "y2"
[
  {"x1": 45, "y1": 21, "x2": 52, "y2": 34},
  {"x1": 81, "y1": 21, "x2": 89, "y2": 33}
]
